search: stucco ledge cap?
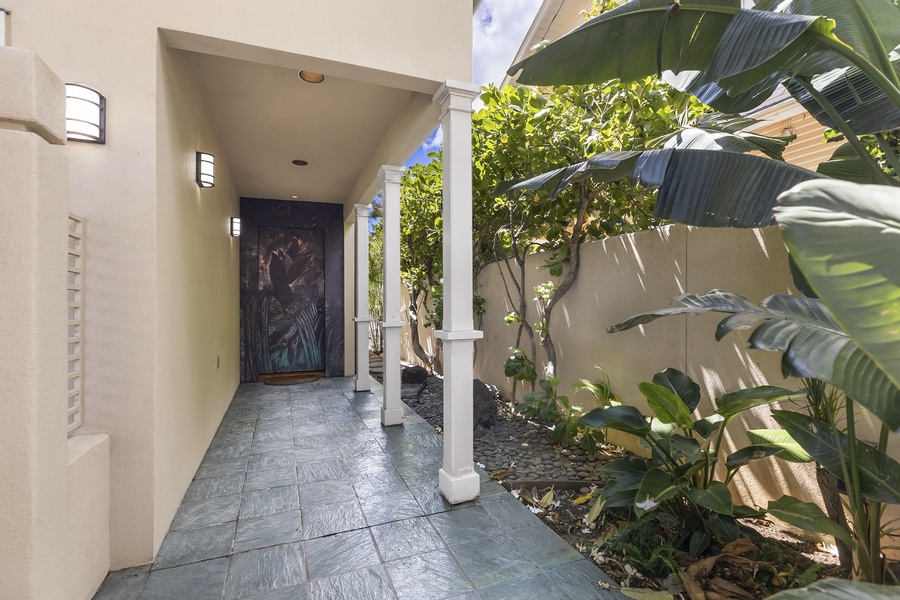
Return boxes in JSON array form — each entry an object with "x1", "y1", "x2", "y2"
[{"x1": 0, "y1": 48, "x2": 66, "y2": 144}]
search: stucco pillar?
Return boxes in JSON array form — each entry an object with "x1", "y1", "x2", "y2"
[
  {"x1": 379, "y1": 165, "x2": 406, "y2": 426},
  {"x1": 353, "y1": 204, "x2": 372, "y2": 392},
  {"x1": 0, "y1": 48, "x2": 70, "y2": 600},
  {"x1": 433, "y1": 81, "x2": 482, "y2": 504}
]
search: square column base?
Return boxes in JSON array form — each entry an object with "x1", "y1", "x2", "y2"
[
  {"x1": 439, "y1": 467, "x2": 480, "y2": 504},
  {"x1": 381, "y1": 406, "x2": 404, "y2": 427}
]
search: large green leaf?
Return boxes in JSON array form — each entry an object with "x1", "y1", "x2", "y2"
[
  {"x1": 508, "y1": 0, "x2": 742, "y2": 86},
  {"x1": 774, "y1": 410, "x2": 900, "y2": 504},
  {"x1": 715, "y1": 386, "x2": 805, "y2": 420},
  {"x1": 767, "y1": 495, "x2": 855, "y2": 548},
  {"x1": 689, "y1": 482, "x2": 734, "y2": 515},
  {"x1": 768, "y1": 579, "x2": 900, "y2": 600},
  {"x1": 776, "y1": 181, "x2": 900, "y2": 423},
  {"x1": 652, "y1": 367, "x2": 702, "y2": 412},
  {"x1": 580, "y1": 405, "x2": 650, "y2": 436},
  {"x1": 638, "y1": 382, "x2": 695, "y2": 430},
  {"x1": 649, "y1": 113, "x2": 795, "y2": 159},
  {"x1": 816, "y1": 142, "x2": 883, "y2": 183},
  {"x1": 746, "y1": 429, "x2": 813, "y2": 462},
  {"x1": 725, "y1": 445, "x2": 784, "y2": 470},
  {"x1": 635, "y1": 468, "x2": 688, "y2": 514},
  {"x1": 754, "y1": 0, "x2": 900, "y2": 76},
  {"x1": 611, "y1": 289, "x2": 900, "y2": 431}
]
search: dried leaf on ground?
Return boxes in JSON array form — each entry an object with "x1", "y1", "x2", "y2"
[
  {"x1": 721, "y1": 539, "x2": 758, "y2": 556},
  {"x1": 709, "y1": 577, "x2": 755, "y2": 600},
  {"x1": 677, "y1": 571, "x2": 707, "y2": 600}
]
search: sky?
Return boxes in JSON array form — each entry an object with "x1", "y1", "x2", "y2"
[{"x1": 405, "y1": 0, "x2": 543, "y2": 167}]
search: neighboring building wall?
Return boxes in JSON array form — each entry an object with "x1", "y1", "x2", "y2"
[
  {"x1": 153, "y1": 45, "x2": 241, "y2": 550},
  {"x1": 472, "y1": 225, "x2": 825, "y2": 508}
]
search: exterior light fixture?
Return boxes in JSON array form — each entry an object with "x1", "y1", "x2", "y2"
[
  {"x1": 230, "y1": 217, "x2": 241, "y2": 237},
  {"x1": 196, "y1": 152, "x2": 215, "y2": 188},
  {"x1": 65, "y1": 83, "x2": 106, "y2": 144},
  {"x1": 298, "y1": 70, "x2": 326, "y2": 84},
  {"x1": 292, "y1": 159, "x2": 309, "y2": 166},
  {"x1": 781, "y1": 126, "x2": 797, "y2": 137}
]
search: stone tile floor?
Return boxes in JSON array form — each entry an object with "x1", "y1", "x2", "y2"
[{"x1": 93, "y1": 377, "x2": 625, "y2": 600}]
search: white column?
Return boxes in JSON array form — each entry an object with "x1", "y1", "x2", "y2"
[
  {"x1": 379, "y1": 165, "x2": 406, "y2": 426},
  {"x1": 352, "y1": 204, "x2": 371, "y2": 392},
  {"x1": 433, "y1": 81, "x2": 483, "y2": 504},
  {"x1": 1, "y1": 9, "x2": 9, "y2": 47}
]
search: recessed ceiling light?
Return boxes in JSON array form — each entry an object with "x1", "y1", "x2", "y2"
[
  {"x1": 292, "y1": 159, "x2": 309, "y2": 166},
  {"x1": 291, "y1": 195, "x2": 298, "y2": 199},
  {"x1": 298, "y1": 70, "x2": 326, "y2": 84}
]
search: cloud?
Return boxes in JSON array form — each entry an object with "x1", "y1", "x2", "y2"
[
  {"x1": 473, "y1": 0, "x2": 544, "y2": 87},
  {"x1": 422, "y1": 126, "x2": 443, "y2": 153}
]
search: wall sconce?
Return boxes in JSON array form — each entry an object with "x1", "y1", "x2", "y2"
[
  {"x1": 65, "y1": 83, "x2": 106, "y2": 144},
  {"x1": 196, "y1": 152, "x2": 215, "y2": 188},
  {"x1": 230, "y1": 217, "x2": 241, "y2": 237}
]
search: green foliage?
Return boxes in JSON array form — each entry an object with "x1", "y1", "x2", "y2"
[
  {"x1": 581, "y1": 368, "x2": 792, "y2": 559},
  {"x1": 604, "y1": 518, "x2": 681, "y2": 578},
  {"x1": 503, "y1": 347, "x2": 536, "y2": 382}
]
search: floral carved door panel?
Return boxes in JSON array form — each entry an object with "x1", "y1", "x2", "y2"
[
  {"x1": 257, "y1": 227, "x2": 325, "y2": 373},
  {"x1": 240, "y1": 198, "x2": 344, "y2": 383}
]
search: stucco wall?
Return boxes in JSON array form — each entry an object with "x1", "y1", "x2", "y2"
[
  {"x1": 473, "y1": 225, "x2": 824, "y2": 508},
  {"x1": 0, "y1": 48, "x2": 70, "y2": 600},
  {"x1": 153, "y1": 45, "x2": 242, "y2": 552},
  {"x1": 67, "y1": 434, "x2": 111, "y2": 600}
]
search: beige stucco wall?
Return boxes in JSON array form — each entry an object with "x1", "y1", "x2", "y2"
[
  {"x1": 67, "y1": 434, "x2": 111, "y2": 600},
  {"x1": 0, "y1": 49, "x2": 70, "y2": 600},
  {"x1": 153, "y1": 45, "x2": 242, "y2": 550},
  {"x1": 474, "y1": 225, "x2": 824, "y2": 508},
  {"x1": 4, "y1": 0, "x2": 472, "y2": 569}
]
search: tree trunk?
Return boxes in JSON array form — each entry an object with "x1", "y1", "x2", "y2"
[
  {"x1": 406, "y1": 288, "x2": 434, "y2": 371},
  {"x1": 817, "y1": 465, "x2": 853, "y2": 572}
]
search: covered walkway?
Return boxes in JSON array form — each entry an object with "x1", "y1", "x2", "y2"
[{"x1": 93, "y1": 378, "x2": 622, "y2": 599}]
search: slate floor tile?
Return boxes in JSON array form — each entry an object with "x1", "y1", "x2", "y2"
[
  {"x1": 195, "y1": 457, "x2": 249, "y2": 479},
  {"x1": 240, "y1": 486, "x2": 300, "y2": 518},
  {"x1": 92, "y1": 565, "x2": 149, "y2": 600},
  {"x1": 184, "y1": 473, "x2": 244, "y2": 502},
  {"x1": 352, "y1": 469, "x2": 409, "y2": 498},
  {"x1": 372, "y1": 516, "x2": 445, "y2": 562},
  {"x1": 224, "y1": 543, "x2": 306, "y2": 600},
  {"x1": 449, "y1": 534, "x2": 539, "y2": 589},
  {"x1": 298, "y1": 479, "x2": 356, "y2": 507},
  {"x1": 304, "y1": 530, "x2": 380, "y2": 580},
  {"x1": 428, "y1": 506, "x2": 503, "y2": 546},
  {"x1": 234, "y1": 510, "x2": 302, "y2": 553},
  {"x1": 477, "y1": 573, "x2": 569, "y2": 600},
  {"x1": 139, "y1": 559, "x2": 228, "y2": 600},
  {"x1": 543, "y1": 560, "x2": 621, "y2": 599},
  {"x1": 251, "y1": 438, "x2": 295, "y2": 455},
  {"x1": 308, "y1": 565, "x2": 396, "y2": 600},
  {"x1": 204, "y1": 442, "x2": 253, "y2": 461},
  {"x1": 359, "y1": 490, "x2": 425, "y2": 527},
  {"x1": 514, "y1": 524, "x2": 584, "y2": 569},
  {"x1": 293, "y1": 434, "x2": 335, "y2": 449},
  {"x1": 153, "y1": 522, "x2": 236, "y2": 570},
  {"x1": 386, "y1": 550, "x2": 474, "y2": 600},
  {"x1": 254, "y1": 427, "x2": 293, "y2": 442},
  {"x1": 296, "y1": 460, "x2": 347, "y2": 484},
  {"x1": 479, "y1": 497, "x2": 543, "y2": 532},
  {"x1": 301, "y1": 499, "x2": 367, "y2": 539},
  {"x1": 171, "y1": 494, "x2": 242, "y2": 530},
  {"x1": 244, "y1": 466, "x2": 297, "y2": 492},
  {"x1": 239, "y1": 584, "x2": 310, "y2": 599},
  {"x1": 248, "y1": 452, "x2": 295, "y2": 472}
]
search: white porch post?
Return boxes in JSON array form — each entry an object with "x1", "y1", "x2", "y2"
[
  {"x1": 434, "y1": 80, "x2": 482, "y2": 504},
  {"x1": 352, "y1": 203, "x2": 371, "y2": 392},
  {"x1": 379, "y1": 165, "x2": 406, "y2": 426}
]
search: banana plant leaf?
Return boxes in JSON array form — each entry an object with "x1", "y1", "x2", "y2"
[
  {"x1": 746, "y1": 429, "x2": 813, "y2": 462},
  {"x1": 776, "y1": 181, "x2": 900, "y2": 409},
  {"x1": 649, "y1": 112, "x2": 795, "y2": 159},
  {"x1": 816, "y1": 142, "x2": 882, "y2": 183},
  {"x1": 766, "y1": 495, "x2": 855, "y2": 548},
  {"x1": 580, "y1": 405, "x2": 651, "y2": 436},
  {"x1": 635, "y1": 468, "x2": 687, "y2": 514},
  {"x1": 497, "y1": 148, "x2": 825, "y2": 227},
  {"x1": 768, "y1": 579, "x2": 900, "y2": 600},
  {"x1": 715, "y1": 386, "x2": 806, "y2": 420},
  {"x1": 609, "y1": 289, "x2": 900, "y2": 431},
  {"x1": 725, "y1": 445, "x2": 785, "y2": 470},
  {"x1": 638, "y1": 382, "x2": 694, "y2": 429},
  {"x1": 688, "y1": 481, "x2": 733, "y2": 514},
  {"x1": 773, "y1": 410, "x2": 900, "y2": 504}
]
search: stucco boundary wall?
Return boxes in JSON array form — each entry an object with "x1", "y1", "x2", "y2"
[
  {"x1": 0, "y1": 47, "x2": 111, "y2": 600},
  {"x1": 401, "y1": 224, "x2": 867, "y2": 511}
]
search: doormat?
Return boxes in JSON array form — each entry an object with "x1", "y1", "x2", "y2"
[{"x1": 260, "y1": 372, "x2": 323, "y2": 386}]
